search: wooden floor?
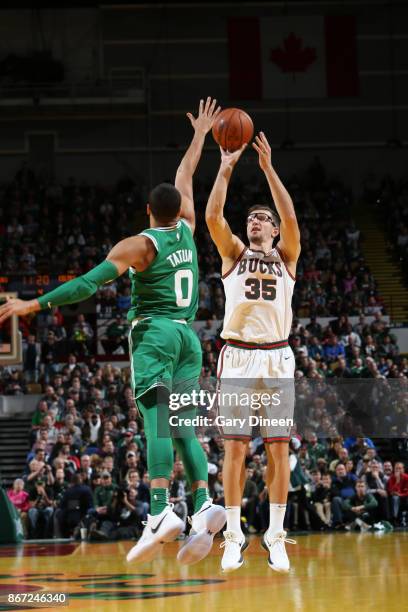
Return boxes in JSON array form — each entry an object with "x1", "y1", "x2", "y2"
[{"x1": 0, "y1": 533, "x2": 407, "y2": 612}]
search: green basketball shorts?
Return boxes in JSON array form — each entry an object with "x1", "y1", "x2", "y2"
[{"x1": 128, "y1": 317, "x2": 202, "y2": 401}]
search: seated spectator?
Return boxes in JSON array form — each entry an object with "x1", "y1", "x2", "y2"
[
  {"x1": 44, "y1": 315, "x2": 67, "y2": 342},
  {"x1": 41, "y1": 333, "x2": 61, "y2": 383},
  {"x1": 365, "y1": 296, "x2": 383, "y2": 315},
  {"x1": 30, "y1": 400, "x2": 49, "y2": 435},
  {"x1": 356, "y1": 448, "x2": 383, "y2": 477},
  {"x1": 383, "y1": 461, "x2": 393, "y2": 483},
  {"x1": 387, "y1": 462, "x2": 408, "y2": 526},
  {"x1": 26, "y1": 443, "x2": 49, "y2": 466},
  {"x1": 79, "y1": 454, "x2": 93, "y2": 486},
  {"x1": 329, "y1": 447, "x2": 349, "y2": 473},
  {"x1": 125, "y1": 469, "x2": 149, "y2": 519},
  {"x1": 93, "y1": 485, "x2": 141, "y2": 541},
  {"x1": 71, "y1": 313, "x2": 94, "y2": 356},
  {"x1": 308, "y1": 469, "x2": 322, "y2": 494},
  {"x1": 311, "y1": 473, "x2": 335, "y2": 527},
  {"x1": 56, "y1": 445, "x2": 79, "y2": 477},
  {"x1": 27, "y1": 478, "x2": 54, "y2": 538},
  {"x1": 82, "y1": 412, "x2": 102, "y2": 447},
  {"x1": 306, "y1": 315, "x2": 322, "y2": 339},
  {"x1": 307, "y1": 337, "x2": 324, "y2": 361},
  {"x1": 198, "y1": 319, "x2": 217, "y2": 342},
  {"x1": 331, "y1": 463, "x2": 357, "y2": 527},
  {"x1": 291, "y1": 336, "x2": 308, "y2": 358},
  {"x1": 52, "y1": 467, "x2": 69, "y2": 504},
  {"x1": 64, "y1": 399, "x2": 84, "y2": 427},
  {"x1": 34, "y1": 428, "x2": 56, "y2": 457},
  {"x1": 100, "y1": 438, "x2": 117, "y2": 460},
  {"x1": 90, "y1": 472, "x2": 102, "y2": 491},
  {"x1": 7, "y1": 478, "x2": 30, "y2": 538},
  {"x1": 363, "y1": 459, "x2": 390, "y2": 522},
  {"x1": 345, "y1": 459, "x2": 355, "y2": 476},
  {"x1": 54, "y1": 473, "x2": 94, "y2": 538},
  {"x1": 87, "y1": 471, "x2": 118, "y2": 539},
  {"x1": 323, "y1": 335, "x2": 345, "y2": 363},
  {"x1": 120, "y1": 450, "x2": 141, "y2": 481},
  {"x1": 23, "y1": 334, "x2": 40, "y2": 383},
  {"x1": 378, "y1": 335, "x2": 399, "y2": 358},
  {"x1": 51, "y1": 468, "x2": 70, "y2": 536},
  {"x1": 362, "y1": 334, "x2": 377, "y2": 358},
  {"x1": 101, "y1": 455, "x2": 119, "y2": 483},
  {"x1": 25, "y1": 458, "x2": 54, "y2": 488},
  {"x1": 341, "y1": 323, "x2": 361, "y2": 348},
  {"x1": 344, "y1": 435, "x2": 376, "y2": 453},
  {"x1": 102, "y1": 313, "x2": 129, "y2": 355},
  {"x1": 60, "y1": 415, "x2": 82, "y2": 447},
  {"x1": 343, "y1": 480, "x2": 378, "y2": 530},
  {"x1": 37, "y1": 415, "x2": 59, "y2": 446},
  {"x1": 305, "y1": 432, "x2": 327, "y2": 467}
]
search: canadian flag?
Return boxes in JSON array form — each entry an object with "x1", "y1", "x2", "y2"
[{"x1": 228, "y1": 16, "x2": 359, "y2": 99}]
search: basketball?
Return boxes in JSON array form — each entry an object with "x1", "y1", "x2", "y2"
[{"x1": 212, "y1": 107, "x2": 254, "y2": 152}]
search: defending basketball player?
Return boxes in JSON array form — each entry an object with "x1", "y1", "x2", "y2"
[
  {"x1": 0, "y1": 97, "x2": 226, "y2": 566},
  {"x1": 205, "y1": 132, "x2": 301, "y2": 572}
]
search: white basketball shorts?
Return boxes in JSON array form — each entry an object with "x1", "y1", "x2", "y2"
[{"x1": 216, "y1": 340, "x2": 295, "y2": 442}]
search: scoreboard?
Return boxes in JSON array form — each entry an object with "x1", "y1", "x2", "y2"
[{"x1": 0, "y1": 274, "x2": 77, "y2": 299}]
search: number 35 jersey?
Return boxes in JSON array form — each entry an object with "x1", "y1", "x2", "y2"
[
  {"x1": 221, "y1": 247, "x2": 295, "y2": 343},
  {"x1": 127, "y1": 219, "x2": 198, "y2": 324}
]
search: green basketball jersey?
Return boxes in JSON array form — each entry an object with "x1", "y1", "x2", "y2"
[{"x1": 127, "y1": 219, "x2": 199, "y2": 323}]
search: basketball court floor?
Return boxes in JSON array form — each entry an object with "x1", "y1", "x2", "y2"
[{"x1": 0, "y1": 533, "x2": 407, "y2": 611}]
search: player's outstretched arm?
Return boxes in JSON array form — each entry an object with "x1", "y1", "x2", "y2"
[
  {"x1": 175, "y1": 97, "x2": 221, "y2": 234},
  {"x1": 0, "y1": 235, "x2": 155, "y2": 323},
  {"x1": 253, "y1": 132, "x2": 301, "y2": 271},
  {"x1": 205, "y1": 146, "x2": 246, "y2": 261}
]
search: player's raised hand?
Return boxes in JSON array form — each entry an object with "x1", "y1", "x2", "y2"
[
  {"x1": 252, "y1": 131, "x2": 272, "y2": 172},
  {"x1": 0, "y1": 296, "x2": 38, "y2": 324},
  {"x1": 186, "y1": 97, "x2": 221, "y2": 134},
  {"x1": 219, "y1": 143, "x2": 247, "y2": 169}
]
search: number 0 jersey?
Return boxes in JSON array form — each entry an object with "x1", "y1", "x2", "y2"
[
  {"x1": 221, "y1": 247, "x2": 295, "y2": 344},
  {"x1": 127, "y1": 219, "x2": 198, "y2": 324}
]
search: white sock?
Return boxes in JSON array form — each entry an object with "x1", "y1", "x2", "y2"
[
  {"x1": 226, "y1": 506, "x2": 242, "y2": 535},
  {"x1": 269, "y1": 503, "x2": 287, "y2": 535}
]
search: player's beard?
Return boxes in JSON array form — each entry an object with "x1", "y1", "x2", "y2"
[
  {"x1": 248, "y1": 229, "x2": 270, "y2": 248},
  {"x1": 249, "y1": 235, "x2": 262, "y2": 246}
]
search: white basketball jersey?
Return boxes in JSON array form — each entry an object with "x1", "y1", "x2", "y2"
[{"x1": 221, "y1": 247, "x2": 295, "y2": 343}]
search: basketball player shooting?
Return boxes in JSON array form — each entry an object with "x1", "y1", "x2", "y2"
[
  {"x1": 205, "y1": 132, "x2": 301, "y2": 572},
  {"x1": 0, "y1": 97, "x2": 226, "y2": 567}
]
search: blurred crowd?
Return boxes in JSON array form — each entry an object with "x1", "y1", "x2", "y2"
[
  {"x1": 1, "y1": 161, "x2": 408, "y2": 539},
  {"x1": 5, "y1": 366, "x2": 408, "y2": 539},
  {"x1": 366, "y1": 175, "x2": 408, "y2": 285},
  {"x1": 0, "y1": 162, "x2": 145, "y2": 277}
]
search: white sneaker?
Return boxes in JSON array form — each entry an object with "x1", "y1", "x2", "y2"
[
  {"x1": 262, "y1": 530, "x2": 296, "y2": 573},
  {"x1": 355, "y1": 518, "x2": 371, "y2": 532},
  {"x1": 126, "y1": 504, "x2": 184, "y2": 563},
  {"x1": 220, "y1": 530, "x2": 248, "y2": 573},
  {"x1": 373, "y1": 522, "x2": 385, "y2": 531},
  {"x1": 177, "y1": 500, "x2": 226, "y2": 565}
]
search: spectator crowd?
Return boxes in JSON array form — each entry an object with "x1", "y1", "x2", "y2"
[{"x1": 1, "y1": 161, "x2": 407, "y2": 539}]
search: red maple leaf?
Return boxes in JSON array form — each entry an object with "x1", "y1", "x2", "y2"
[{"x1": 270, "y1": 32, "x2": 317, "y2": 73}]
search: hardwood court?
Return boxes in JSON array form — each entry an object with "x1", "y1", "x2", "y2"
[{"x1": 0, "y1": 533, "x2": 407, "y2": 612}]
